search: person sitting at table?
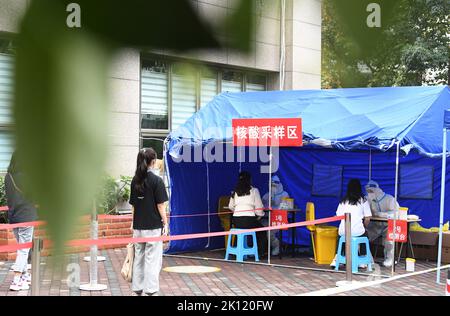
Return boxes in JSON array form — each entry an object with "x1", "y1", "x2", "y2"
[
  {"x1": 365, "y1": 180, "x2": 399, "y2": 268},
  {"x1": 331, "y1": 179, "x2": 372, "y2": 267},
  {"x1": 228, "y1": 171, "x2": 267, "y2": 258},
  {"x1": 262, "y1": 175, "x2": 290, "y2": 256}
]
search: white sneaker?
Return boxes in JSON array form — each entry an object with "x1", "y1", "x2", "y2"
[
  {"x1": 383, "y1": 259, "x2": 393, "y2": 267},
  {"x1": 330, "y1": 258, "x2": 336, "y2": 267},
  {"x1": 358, "y1": 264, "x2": 368, "y2": 269},
  {"x1": 21, "y1": 273, "x2": 32, "y2": 285},
  {"x1": 9, "y1": 279, "x2": 30, "y2": 291}
]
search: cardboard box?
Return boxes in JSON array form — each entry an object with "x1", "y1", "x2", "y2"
[
  {"x1": 372, "y1": 231, "x2": 449, "y2": 262},
  {"x1": 442, "y1": 247, "x2": 450, "y2": 264},
  {"x1": 443, "y1": 232, "x2": 450, "y2": 247},
  {"x1": 412, "y1": 245, "x2": 438, "y2": 261},
  {"x1": 409, "y1": 231, "x2": 438, "y2": 246},
  {"x1": 406, "y1": 231, "x2": 438, "y2": 261}
]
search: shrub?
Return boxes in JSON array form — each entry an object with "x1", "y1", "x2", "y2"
[
  {"x1": 0, "y1": 176, "x2": 7, "y2": 223},
  {"x1": 96, "y1": 175, "x2": 132, "y2": 214}
]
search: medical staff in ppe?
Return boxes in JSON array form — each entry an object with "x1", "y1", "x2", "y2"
[
  {"x1": 365, "y1": 180, "x2": 399, "y2": 267},
  {"x1": 262, "y1": 175, "x2": 290, "y2": 256}
]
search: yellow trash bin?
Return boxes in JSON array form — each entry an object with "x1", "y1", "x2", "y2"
[{"x1": 314, "y1": 225, "x2": 338, "y2": 265}]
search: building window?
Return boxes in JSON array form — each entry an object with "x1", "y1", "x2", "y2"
[
  {"x1": 312, "y1": 164, "x2": 343, "y2": 197},
  {"x1": 171, "y1": 64, "x2": 197, "y2": 131},
  {"x1": 221, "y1": 70, "x2": 243, "y2": 93},
  {"x1": 140, "y1": 58, "x2": 268, "y2": 136},
  {"x1": 399, "y1": 165, "x2": 434, "y2": 199},
  {"x1": 142, "y1": 136, "x2": 165, "y2": 160},
  {"x1": 0, "y1": 130, "x2": 13, "y2": 172},
  {"x1": 0, "y1": 39, "x2": 15, "y2": 173},
  {"x1": 246, "y1": 73, "x2": 266, "y2": 92},
  {"x1": 141, "y1": 60, "x2": 169, "y2": 130},
  {"x1": 200, "y1": 67, "x2": 217, "y2": 108}
]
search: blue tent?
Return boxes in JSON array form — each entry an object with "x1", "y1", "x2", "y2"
[{"x1": 164, "y1": 86, "x2": 450, "y2": 253}]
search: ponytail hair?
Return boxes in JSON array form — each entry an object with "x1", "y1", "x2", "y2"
[
  {"x1": 134, "y1": 148, "x2": 157, "y2": 193},
  {"x1": 232, "y1": 171, "x2": 252, "y2": 197}
]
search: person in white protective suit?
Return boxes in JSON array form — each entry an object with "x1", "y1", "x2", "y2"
[
  {"x1": 365, "y1": 180, "x2": 399, "y2": 268},
  {"x1": 262, "y1": 175, "x2": 290, "y2": 256}
]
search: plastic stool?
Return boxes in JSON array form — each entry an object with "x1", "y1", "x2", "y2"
[
  {"x1": 335, "y1": 236, "x2": 373, "y2": 273},
  {"x1": 225, "y1": 229, "x2": 259, "y2": 262}
]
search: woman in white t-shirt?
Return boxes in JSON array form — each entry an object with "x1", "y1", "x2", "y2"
[
  {"x1": 336, "y1": 179, "x2": 372, "y2": 237},
  {"x1": 331, "y1": 179, "x2": 372, "y2": 267},
  {"x1": 228, "y1": 171, "x2": 267, "y2": 258}
]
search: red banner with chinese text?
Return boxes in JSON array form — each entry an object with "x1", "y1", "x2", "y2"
[
  {"x1": 270, "y1": 210, "x2": 288, "y2": 231},
  {"x1": 232, "y1": 118, "x2": 302, "y2": 147},
  {"x1": 387, "y1": 220, "x2": 408, "y2": 243}
]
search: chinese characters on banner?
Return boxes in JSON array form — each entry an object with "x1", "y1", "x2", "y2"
[
  {"x1": 232, "y1": 118, "x2": 303, "y2": 147},
  {"x1": 387, "y1": 220, "x2": 408, "y2": 243},
  {"x1": 270, "y1": 210, "x2": 288, "y2": 230}
]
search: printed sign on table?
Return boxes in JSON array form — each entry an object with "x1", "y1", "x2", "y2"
[
  {"x1": 387, "y1": 220, "x2": 408, "y2": 243},
  {"x1": 270, "y1": 210, "x2": 288, "y2": 230},
  {"x1": 232, "y1": 118, "x2": 302, "y2": 147}
]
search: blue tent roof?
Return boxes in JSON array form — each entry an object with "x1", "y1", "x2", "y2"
[{"x1": 168, "y1": 86, "x2": 450, "y2": 157}]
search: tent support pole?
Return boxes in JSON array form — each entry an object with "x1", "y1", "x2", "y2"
[
  {"x1": 391, "y1": 141, "x2": 400, "y2": 276},
  {"x1": 369, "y1": 149, "x2": 372, "y2": 181},
  {"x1": 437, "y1": 127, "x2": 447, "y2": 284},
  {"x1": 268, "y1": 146, "x2": 273, "y2": 265},
  {"x1": 206, "y1": 161, "x2": 211, "y2": 249},
  {"x1": 163, "y1": 139, "x2": 173, "y2": 251}
]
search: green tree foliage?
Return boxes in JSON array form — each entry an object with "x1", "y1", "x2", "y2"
[
  {"x1": 322, "y1": 0, "x2": 449, "y2": 88},
  {"x1": 13, "y1": 0, "x2": 254, "y2": 252}
]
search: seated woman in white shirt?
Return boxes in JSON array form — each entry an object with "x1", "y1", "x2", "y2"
[
  {"x1": 331, "y1": 179, "x2": 372, "y2": 267},
  {"x1": 228, "y1": 171, "x2": 268, "y2": 258}
]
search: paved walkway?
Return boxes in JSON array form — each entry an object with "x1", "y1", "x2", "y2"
[{"x1": 0, "y1": 249, "x2": 447, "y2": 296}]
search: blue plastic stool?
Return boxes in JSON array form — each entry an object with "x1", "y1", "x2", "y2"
[
  {"x1": 335, "y1": 236, "x2": 373, "y2": 273},
  {"x1": 225, "y1": 229, "x2": 259, "y2": 262}
]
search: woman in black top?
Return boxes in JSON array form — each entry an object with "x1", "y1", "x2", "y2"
[
  {"x1": 129, "y1": 148, "x2": 168, "y2": 296},
  {"x1": 5, "y1": 151, "x2": 38, "y2": 291}
]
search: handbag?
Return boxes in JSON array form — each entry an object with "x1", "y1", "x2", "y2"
[{"x1": 121, "y1": 243, "x2": 134, "y2": 282}]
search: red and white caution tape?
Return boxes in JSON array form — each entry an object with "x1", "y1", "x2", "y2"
[{"x1": 0, "y1": 215, "x2": 344, "y2": 253}]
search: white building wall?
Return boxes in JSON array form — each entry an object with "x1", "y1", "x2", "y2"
[
  {"x1": 0, "y1": 0, "x2": 29, "y2": 34},
  {"x1": 161, "y1": 0, "x2": 282, "y2": 78},
  {"x1": 0, "y1": 0, "x2": 323, "y2": 177},
  {"x1": 106, "y1": 50, "x2": 141, "y2": 177},
  {"x1": 285, "y1": 0, "x2": 322, "y2": 90}
]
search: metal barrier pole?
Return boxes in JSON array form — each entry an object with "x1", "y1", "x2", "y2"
[
  {"x1": 31, "y1": 237, "x2": 42, "y2": 296},
  {"x1": 345, "y1": 213, "x2": 352, "y2": 282},
  {"x1": 336, "y1": 213, "x2": 353, "y2": 287},
  {"x1": 80, "y1": 201, "x2": 107, "y2": 291},
  {"x1": 83, "y1": 200, "x2": 105, "y2": 263}
]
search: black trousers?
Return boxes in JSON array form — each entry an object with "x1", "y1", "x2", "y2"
[{"x1": 232, "y1": 216, "x2": 268, "y2": 257}]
